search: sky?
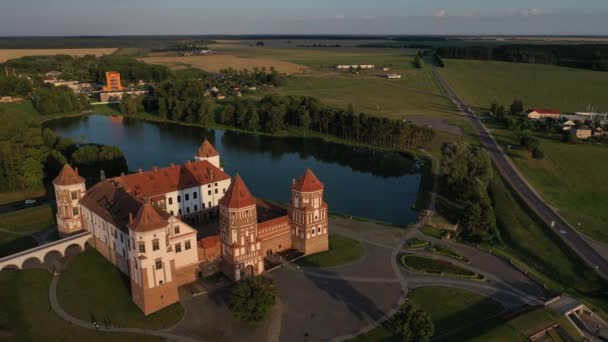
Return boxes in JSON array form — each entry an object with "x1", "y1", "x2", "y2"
[{"x1": 1, "y1": 0, "x2": 608, "y2": 36}]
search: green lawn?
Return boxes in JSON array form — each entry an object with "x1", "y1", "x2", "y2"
[
  {"x1": 488, "y1": 123, "x2": 608, "y2": 243},
  {"x1": 0, "y1": 269, "x2": 161, "y2": 341},
  {"x1": 0, "y1": 204, "x2": 55, "y2": 257},
  {"x1": 405, "y1": 238, "x2": 429, "y2": 249},
  {"x1": 438, "y1": 59, "x2": 608, "y2": 112},
  {"x1": 471, "y1": 307, "x2": 581, "y2": 342},
  {"x1": 57, "y1": 248, "x2": 184, "y2": 330},
  {"x1": 419, "y1": 225, "x2": 444, "y2": 239},
  {"x1": 296, "y1": 235, "x2": 363, "y2": 268},
  {"x1": 409, "y1": 287, "x2": 504, "y2": 337},
  {"x1": 426, "y1": 244, "x2": 468, "y2": 262},
  {"x1": 269, "y1": 71, "x2": 456, "y2": 118},
  {"x1": 400, "y1": 254, "x2": 478, "y2": 278},
  {"x1": 490, "y1": 173, "x2": 606, "y2": 296},
  {"x1": 0, "y1": 189, "x2": 46, "y2": 206}
]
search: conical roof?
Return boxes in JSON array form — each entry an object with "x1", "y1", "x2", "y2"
[
  {"x1": 292, "y1": 169, "x2": 324, "y2": 192},
  {"x1": 197, "y1": 140, "x2": 219, "y2": 158},
  {"x1": 53, "y1": 164, "x2": 85, "y2": 186},
  {"x1": 219, "y1": 174, "x2": 256, "y2": 208},
  {"x1": 129, "y1": 202, "x2": 169, "y2": 232}
]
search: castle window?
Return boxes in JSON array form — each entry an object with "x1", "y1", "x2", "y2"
[
  {"x1": 223, "y1": 188, "x2": 226, "y2": 194},
  {"x1": 208, "y1": 184, "x2": 211, "y2": 188},
  {"x1": 185, "y1": 194, "x2": 190, "y2": 201},
  {"x1": 168, "y1": 197, "x2": 173, "y2": 205},
  {"x1": 202, "y1": 203, "x2": 206, "y2": 209},
  {"x1": 193, "y1": 192, "x2": 197, "y2": 199},
  {"x1": 170, "y1": 210, "x2": 174, "y2": 215},
  {"x1": 175, "y1": 243, "x2": 182, "y2": 253},
  {"x1": 178, "y1": 209, "x2": 182, "y2": 215},
  {"x1": 208, "y1": 190, "x2": 211, "y2": 196},
  {"x1": 177, "y1": 195, "x2": 181, "y2": 203},
  {"x1": 215, "y1": 189, "x2": 218, "y2": 194},
  {"x1": 120, "y1": 234, "x2": 124, "y2": 243},
  {"x1": 185, "y1": 240, "x2": 191, "y2": 250},
  {"x1": 214, "y1": 182, "x2": 218, "y2": 187},
  {"x1": 208, "y1": 201, "x2": 211, "y2": 208},
  {"x1": 152, "y1": 239, "x2": 160, "y2": 251},
  {"x1": 174, "y1": 226, "x2": 180, "y2": 234},
  {"x1": 155, "y1": 260, "x2": 162, "y2": 270},
  {"x1": 186, "y1": 207, "x2": 190, "y2": 214},
  {"x1": 72, "y1": 207, "x2": 79, "y2": 216},
  {"x1": 318, "y1": 227, "x2": 321, "y2": 233},
  {"x1": 71, "y1": 191, "x2": 78, "y2": 200},
  {"x1": 138, "y1": 242, "x2": 145, "y2": 253}
]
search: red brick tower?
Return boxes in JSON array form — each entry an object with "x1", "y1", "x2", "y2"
[
  {"x1": 288, "y1": 169, "x2": 329, "y2": 255},
  {"x1": 219, "y1": 174, "x2": 263, "y2": 281}
]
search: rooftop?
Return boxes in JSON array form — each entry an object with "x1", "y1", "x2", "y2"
[
  {"x1": 292, "y1": 169, "x2": 324, "y2": 192},
  {"x1": 219, "y1": 174, "x2": 256, "y2": 209},
  {"x1": 53, "y1": 164, "x2": 85, "y2": 186}
]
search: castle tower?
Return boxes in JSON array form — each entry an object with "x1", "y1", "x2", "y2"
[
  {"x1": 52, "y1": 164, "x2": 86, "y2": 237},
  {"x1": 127, "y1": 202, "x2": 179, "y2": 315},
  {"x1": 219, "y1": 174, "x2": 263, "y2": 281},
  {"x1": 194, "y1": 139, "x2": 220, "y2": 168},
  {"x1": 288, "y1": 169, "x2": 329, "y2": 255}
]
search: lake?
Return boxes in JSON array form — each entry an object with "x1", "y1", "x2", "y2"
[{"x1": 46, "y1": 115, "x2": 422, "y2": 225}]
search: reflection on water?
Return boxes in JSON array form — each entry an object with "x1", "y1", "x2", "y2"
[{"x1": 46, "y1": 115, "x2": 422, "y2": 224}]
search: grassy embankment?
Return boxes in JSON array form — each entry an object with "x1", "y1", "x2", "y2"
[
  {"x1": 296, "y1": 235, "x2": 363, "y2": 268},
  {"x1": 57, "y1": 248, "x2": 184, "y2": 329},
  {"x1": 0, "y1": 204, "x2": 55, "y2": 257},
  {"x1": 399, "y1": 254, "x2": 481, "y2": 280},
  {"x1": 352, "y1": 287, "x2": 506, "y2": 341},
  {"x1": 0, "y1": 269, "x2": 161, "y2": 341},
  {"x1": 438, "y1": 58, "x2": 608, "y2": 242}
]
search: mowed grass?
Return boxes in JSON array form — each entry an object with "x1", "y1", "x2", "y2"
[
  {"x1": 269, "y1": 70, "x2": 457, "y2": 118},
  {"x1": 0, "y1": 48, "x2": 117, "y2": 63},
  {"x1": 57, "y1": 248, "x2": 184, "y2": 330},
  {"x1": 409, "y1": 287, "x2": 504, "y2": 337},
  {"x1": 400, "y1": 254, "x2": 477, "y2": 277},
  {"x1": 438, "y1": 59, "x2": 608, "y2": 112},
  {"x1": 0, "y1": 204, "x2": 55, "y2": 257},
  {"x1": 489, "y1": 125, "x2": 608, "y2": 243},
  {"x1": 0, "y1": 269, "x2": 161, "y2": 341},
  {"x1": 470, "y1": 307, "x2": 581, "y2": 342},
  {"x1": 296, "y1": 235, "x2": 363, "y2": 268},
  {"x1": 0, "y1": 189, "x2": 46, "y2": 206},
  {"x1": 490, "y1": 173, "x2": 606, "y2": 295}
]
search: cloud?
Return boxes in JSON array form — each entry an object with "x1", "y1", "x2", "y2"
[{"x1": 435, "y1": 9, "x2": 446, "y2": 18}]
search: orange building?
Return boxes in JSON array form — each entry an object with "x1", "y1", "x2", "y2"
[{"x1": 103, "y1": 71, "x2": 124, "y2": 91}]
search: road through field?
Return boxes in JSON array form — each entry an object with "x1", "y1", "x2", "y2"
[{"x1": 430, "y1": 66, "x2": 608, "y2": 281}]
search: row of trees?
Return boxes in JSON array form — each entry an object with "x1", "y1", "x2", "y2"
[
  {"x1": 32, "y1": 84, "x2": 89, "y2": 115},
  {"x1": 491, "y1": 99, "x2": 545, "y2": 158},
  {"x1": 440, "y1": 142, "x2": 497, "y2": 242},
  {"x1": 437, "y1": 44, "x2": 608, "y2": 71},
  {"x1": 0, "y1": 75, "x2": 32, "y2": 97}
]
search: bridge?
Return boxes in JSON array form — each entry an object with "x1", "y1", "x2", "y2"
[{"x1": 0, "y1": 231, "x2": 91, "y2": 270}]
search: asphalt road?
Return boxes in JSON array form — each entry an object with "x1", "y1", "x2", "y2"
[
  {"x1": 0, "y1": 197, "x2": 49, "y2": 214},
  {"x1": 430, "y1": 66, "x2": 608, "y2": 280}
]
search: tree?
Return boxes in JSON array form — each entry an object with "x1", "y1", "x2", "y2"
[
  {"x1": 20, "y1": 158, "x2": 44, "y2": 190},
  {"x1": 246, "y1": 107, "x2": 260, "y2": 132},
  {"x1": 461, "y1": 201, "x2": 482, "y2": 240},
  {"x1": 45, "y1": 149, "x2": 67, "y2": 180},
  {"x1": 229, "y1": 276, "x2": 277, "y2": 322},
  {"x1": 42, "y1": 128, "x2": 57, "y2": 148},
  {"x1": 387, "y1": 302, "x2": 434, "y2": 342},
  {"x1": 510, "y1": 99, "x2": 524, "y2": 115},
  {"x1": 199, "y1": 102, "x2": 214, "y2": 127},
  {"x1": 532, "y1": 147, "x2": 544, "y2": 160},
  {"x1": 409, "y1": 310, "x2": 434, "y2": 342}
]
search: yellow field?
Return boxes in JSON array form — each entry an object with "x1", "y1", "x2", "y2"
[
  {"x1": 139, "y1": 54, "x2": 308, "y2": 74},
  {"x1": 0, "y1": 48, "x2": 117, "y2": 63}
]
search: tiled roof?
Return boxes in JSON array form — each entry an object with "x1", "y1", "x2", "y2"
[
  {"x1": 53, "y1": 164, "x2": 85, "y2": 186},
  {"x1": 292, "y1": 169, "x2": 324, "y2": 192},
  {"x1": 79, "y1": 181, "x2": 145, "y2": 232},
  {"x1": 197, "y1": 140, "x2": 219, "y2": 158},
  {"x1": 129, "y1": 201, "x2": 169, "y2": 232},
  {"x1": 112, "y1": 160, "x2": 229, "y2": 198},
  {"x1": 529, "y1": 108, "x2": 561, "y2": 115},
  {"x1": 219, "y1": 174, "x2": 256, "y2": 208},
  {"x1": 200, "y1": 235, "x2": 220, "y2": 249}
]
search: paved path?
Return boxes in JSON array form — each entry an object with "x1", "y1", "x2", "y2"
[
  {"x1": 48, "y1": 274, "x2": 205, "y2": 342},
  {"x1": 431, "y1": 66, "x2": 608, "y2": 279}
]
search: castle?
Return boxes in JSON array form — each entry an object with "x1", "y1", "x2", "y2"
[{"x1": 52, "y1": 140, "x2": 329, "y2": 315}]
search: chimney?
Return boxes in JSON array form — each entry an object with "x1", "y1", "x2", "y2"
[
  {"x1": 153, "y1": 166, "x2": 158, "y2": 172},
  {"x1": 170, "y1": 163, "x2": 175, "y2": 168},
  {"x1": 138, "y1": 168, "x2": 142, "y2": 173}
]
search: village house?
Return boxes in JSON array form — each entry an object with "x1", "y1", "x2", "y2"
[
  {"x1": 385, "y1": 73, "x2": 402, "y2": 79},
  {"x1": 52, "y1": 140, "x2": 329, "y2": 315},
  {"x1": 526, "y1": 108, "x2": 562, "y2": 120},
  {"x1": 571, "y1": 126, "x2": 593, "y2": 139}
]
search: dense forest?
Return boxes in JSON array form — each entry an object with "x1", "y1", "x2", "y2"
[
  {"x1": 32, "y1": 84, "x2": 90, "y2": 115},
  {"x1": 0, "y1": 75, "x2": 33, "y2": 97},
  {"x1": 436, "y1": 44, "x2": 608, "y2": 71}
]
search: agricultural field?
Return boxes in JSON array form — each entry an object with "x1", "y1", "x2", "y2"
[
  {"x1": 0, "y1": 48, "x2": 117, "y2": 63},
  {"x1": 488, "y1": 122, "x2": 608, "y2": 244},
  {"x1": 139, "y1": 54, "x2": 308, "y2": 74},
  {"x1": 438, "y1": 59, "x2": 608, "y2": 112}
]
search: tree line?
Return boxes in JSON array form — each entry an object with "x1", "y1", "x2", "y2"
[
  {"x1": 32, "y1": 84, "x2": 90, "y2": 115},
  {"x1": 0, "y1": 75, "x2": 32, "y2": 97},
  {"x1": 437, "y1": 44, "x2": 608, "y2": 71}
]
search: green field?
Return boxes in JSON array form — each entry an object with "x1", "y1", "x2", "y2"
[
  {"x1": 405, "y1": 238, "x2": 429, "y2": 249},
  {"x1": 296, "y1": 235, "x2": 363, "y2": 268},
  {"x1": 57, "y1": 248, "x2": 184, "y2": 329},
  {"x1": 400, "y1": 254, "x2": 478, "y2": 278},
  {"x1": 438, "y1": 59, "x2": 608, "y2": 112},
  {"x1": 490, "y1": 173, "x2": 606, "y2": 296},
  {"x1": 0, "y1": 204, "x2": 55, "y2": 257},
  {"x1": 488, "y1": 124, "x2": 608, "y2": 243},
  {"x1": 427, "y1": 244, "x2": 468, "y2": 262},
  {"x1": 409, "y1": 287, "x2": 504, "y2": 337},
  {"x1": 0, "y1": 269, "x2": 160, "y2": 341}
]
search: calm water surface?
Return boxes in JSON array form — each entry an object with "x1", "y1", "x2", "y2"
[{"x1": 46, "y1": 115, "x2": 422, "y2": 225}]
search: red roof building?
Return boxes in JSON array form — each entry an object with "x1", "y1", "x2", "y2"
[
  {"x1": 526, "y1": 108, "x2": 561, "y2": 119},
  {"x1": 197, "y1": 140, "x2": 219, "y2": 158},
  {"x1": 219, "y1": 174, "x2": 257, "y2": 208},
  {"x1": 53, "y1": 164, "x2": 85, "y2": 186},
  {"x1": 292, "y1": 169, "x2": 324, "y2": 192},
  {"x1": 129, "y1": 202, "x2": 170, "y2": 232}
]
